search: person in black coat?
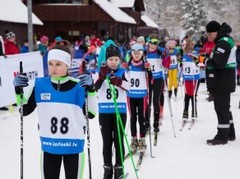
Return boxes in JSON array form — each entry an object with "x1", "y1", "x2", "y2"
[
  {"x1": 236, "y1": 42, "x2": 240, "y2": 85},
  {"x1": 205, "y1": 21, "x2": 236, "y2": 145}
]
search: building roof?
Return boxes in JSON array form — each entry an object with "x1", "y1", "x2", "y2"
[
  {"x1": 110, "y1": 0, "x2": 135, "y2": 8},
  {"x1": 0, "y1": 0, "x2": 43, "y2": 25},
  {"x1": 141, "y1": 15, "x2": 158, "y2": 28},
  {"x1": 94, "y1": 0, "x2": 136, "y2": 24}
]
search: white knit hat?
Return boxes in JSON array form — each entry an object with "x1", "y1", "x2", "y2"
[{"x1": 47, "y1": 49, "x2": 71, "y2": 67}]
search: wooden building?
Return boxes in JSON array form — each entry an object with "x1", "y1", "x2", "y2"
[
  {"x1": 0, "y1": 0, "x2": 43, "y2": 45},
  {"x1": 29, "y1": 0, "x2": 147, "y2": 43}
]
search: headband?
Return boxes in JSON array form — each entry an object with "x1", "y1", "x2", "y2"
[{"x1": 48, "y1": 49, "x2": 71, "y2": 67}]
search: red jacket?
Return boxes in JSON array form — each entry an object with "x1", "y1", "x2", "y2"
[
  {"x1": 201, "y1": 41, "x2": 215, "y2": 56},
  {"x1": 4, "y1": 40, "x2": 20, "y2": 55}
]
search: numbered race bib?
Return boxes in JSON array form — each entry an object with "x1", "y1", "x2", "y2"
[
  {"x1": 98, "y1": 80, "x2": 127, "y2": 113},
  {"x1": 146, "y1": 57, "x2": 163, "y2": 79},
  {"x1": 127, "y1": 71, "x2": 147, "y2": 98},
  {"x1": 37, "y1": 102, "x2": 86, "y2": 154},
  {"x1": 182, "y1": 61, "x2": 200, "y2": 80},
  {"x1": 35, "y1": 77, "x2": 86, "y2": 154},
  {"x1": 169, "y1": 55, "x2": 178, "y2": 69}
]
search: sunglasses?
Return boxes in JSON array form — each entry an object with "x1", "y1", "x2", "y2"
[{"x1": 149, "y1": 38, "x2": 160, "y2": 45}]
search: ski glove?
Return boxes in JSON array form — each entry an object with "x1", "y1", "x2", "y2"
[
  {"x1": 78, "y1": 74, "x2": 95, "y2": 92},
  {"x1": 99, "y1": 63, "x2": 109, "y2": 79},
  {"x1": 13, "y1": 74, "x2": 29, "y2": 88},
  {"x1": 109, "y1": 75, "x2": 122, "y2": 87}
]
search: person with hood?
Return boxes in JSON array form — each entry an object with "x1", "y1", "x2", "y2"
[
  {"x1": 97, "y1": 38, "x2": 115, "y2": 68},
  {"x1": 205, "y1": 21, "x2": 236, "y2": 145}
]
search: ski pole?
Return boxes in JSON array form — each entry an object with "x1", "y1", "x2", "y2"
[
  {"x1": 163, "y1": 67, "x2": 176, "y2": 137},
  {"x1": 106, "y1": 77, "x2": 139, "y2": 179},
  {"x1": 144, "y1": 64, "x2": 155, "y2": 158},
  {"x1": 19, "y1": 61, "x2": 24, "y2": 179},
  {"x1": 85, "y1": 91, "x2": 92, "y2": 179}
]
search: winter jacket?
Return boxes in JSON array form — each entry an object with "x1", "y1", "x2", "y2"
[
  {"x1": 4, "y1": 39, "x2": 20, "y2": 55},
  {"x1": 206, "y1": 23, "x2": 236, "y2": 93}
]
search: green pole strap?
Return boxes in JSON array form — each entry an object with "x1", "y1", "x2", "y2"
[{"x1": 106, "y1": 77, "x2": 139, "y2": 179}]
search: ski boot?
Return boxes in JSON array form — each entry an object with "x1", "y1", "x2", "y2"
[
  {"x1": 130, "y1": 137, "x2": 138, "y2": 151},
  {"x1": 182, "y1": 110, "x2": 188, "y2": 120},
  {"x1": 114, "y1": 165, "x2": 124, "y2": 179},
  {"x1": 103, "y1": 164, "x2": 113, "y2": 179},
  {"x1": 191, "y1": 110, "x2": 198, "y2": 119},
  {"x1": 138, "y1": 137, "x2": 147, "y2": 152}
]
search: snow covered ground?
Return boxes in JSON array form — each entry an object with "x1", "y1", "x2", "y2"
[{"x1": 1, "y1": 82, "x2": 240, "y2": 179}]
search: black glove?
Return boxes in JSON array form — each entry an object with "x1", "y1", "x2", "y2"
[
  {"x1": 99, "y1": 63, "x2": 110, "y2": 80},
  {"x1": 110, "y1": 75, "x2": 122, "y2": 87}
]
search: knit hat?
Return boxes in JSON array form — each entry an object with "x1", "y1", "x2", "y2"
[
  {"x1": 55, "y1": 36, "x2": 63, "y2": 42},
  {"x1": 131, "y1": 43, "x2": 144, "y2": 51},
  {"x1": 6, "y1": 31, "x2": 16, "y2": 39},
  {"x1": 206, "y1": 21, "x2": 220, "y2": 33},
  {"x1": 48, "y1": 49, "x2": 71, "y2": 67},
  {"x1": 106, "y1": 44, "x2": 121, "y2": 60},
  {"x1": 40, "y1": 36, "x2": 49, "y2": 43},
  {"x1": 137, "y1": 36, "x2": 145, "y2": 43}
]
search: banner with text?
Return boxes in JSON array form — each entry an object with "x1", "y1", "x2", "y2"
[{"x1": 0, "y1": 52, "x2": 43, "y2": 107}]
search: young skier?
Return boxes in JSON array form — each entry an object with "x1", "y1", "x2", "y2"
[
  {"x1": 13, "y1": 44, "x2": 97, "y2": 179},
  {"x1": 126, "y1": 43, "x2": 148, "y2": 153},
  {"x1": 145, "y1": 34, "x2": 170, "y2": 133},
  {"x1": 79, "y1": 45, "x2": 98, "y2": 76},
  {"x1": 181, "y1": 39, "x2": 200, "y2": 126},
  {"x1": 95, "y1": 44, "x2": 130, "y2": 179},
  {"x1": 166, "y1": 40, "x2": 180, "y2": 99}
]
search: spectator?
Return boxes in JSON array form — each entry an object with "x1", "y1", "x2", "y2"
[
  {"x1": 4, "y1": 30, "x2": 20, "y2": 55},
  {"x1": 90, "y1": 33, "x2": 103, "y2": 47},
  {"x1": 38, "y1": 35, "x2": 49, "y2": 55},
  {"x1": 20, "y1": 39, "x2": 29, "y2": 53},
  {"x1": 205, "y1": 21, "x2": 236, "y2": 145}
]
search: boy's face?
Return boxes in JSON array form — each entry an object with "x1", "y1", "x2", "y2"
[
  {"x1": 48, "y1": 60, "x2": 68, "y2": 77},
  {"x1": 107, "y1": 56, "x2": 120, "y2": 70}
]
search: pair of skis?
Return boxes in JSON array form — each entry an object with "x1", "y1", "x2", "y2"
[
  {"x1": 125, "y1": 149, "x2": 146, "y2": 171},
  {"x1": 179, "y1": 119, "x2": 195, "y2": 131}
]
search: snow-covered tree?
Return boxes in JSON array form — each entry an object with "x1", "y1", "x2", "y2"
[
  {"x1": 206, "y1": 0, "x2": 240, "y2": 40},
  {"x1": 181, "y1": 0, "x2": 208, "y2": 40},
  {"x1": 143, "y1": 0, "x2": 240, "y2": 41}
]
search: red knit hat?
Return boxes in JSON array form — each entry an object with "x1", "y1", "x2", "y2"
[{"x1": 40, "y1": 36, "x2": 49, "y2": 43}]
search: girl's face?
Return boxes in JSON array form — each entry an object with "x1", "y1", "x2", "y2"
[
  {"x1": 48, "y1": 60, "x2": 68, "y2": 77},
  {"x1": 107, "y1": 56, "x2": 120, "y2": 70},
  {"x1": 148, "y1": 43, "x2": 157, "y2": 52},
  {"x1": 131, "y1": 50, "x2": 143, "y2": 62}
]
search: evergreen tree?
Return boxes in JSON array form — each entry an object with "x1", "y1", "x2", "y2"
[{"x1": 181, "y1": 0, "x2": 208, "y2": 40}]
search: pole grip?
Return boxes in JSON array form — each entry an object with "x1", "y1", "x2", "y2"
[{"x1": 19, "y1": 61, "x2": 23, "y2": 95}]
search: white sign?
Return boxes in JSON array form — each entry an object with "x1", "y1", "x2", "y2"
[{"x1": 0, "y1": 52, "x2": 44, "y2": 107}]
